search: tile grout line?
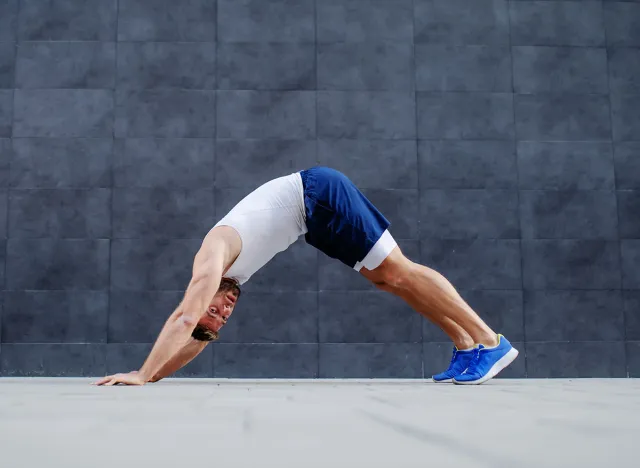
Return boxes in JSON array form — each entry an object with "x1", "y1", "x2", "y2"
[
  {"x1": 7, "y1": 340, "x2": 634, "y2": 345},
  {"x1": 2, "y1": 0, "x2": 23, "y2": 365},
  {"x1": 410, "y1": 0, "x2": 424, "y2": 379},
  {"x1": 314, "y1": 0, "x2": 321, "y2": 379},
  {"x1": 1, "y1": 0, "x2": 15, "y2": 374},
  {"x1": 105, "y1": 0, "x2": 121, "y2": 361},
  {"x1": 3, "y1": 88, "x2": 623, "y2": 94},
  {"x1": 5, "y1": 40, "x2": 619, "y2": 49},
  {"x1": 507, "y1": 0, "x2": 527, "y2": 378},
  {"x1": 601, "y1": 0, "x2": 628, "y2": 377},
  {"x1": 213, "y1": 0, "x2": 219, "y2": 379}
]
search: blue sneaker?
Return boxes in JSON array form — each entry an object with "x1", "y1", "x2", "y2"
[
  {"x1": 432, "y1": 346, "x2": 476, "y2": 383},
  {"x1": 453, "y1": 335, "x2": 519, "y2": 385}
]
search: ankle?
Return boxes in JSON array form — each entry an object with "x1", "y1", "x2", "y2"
[
  {"x1": 478, "y1": 334, "x2": 499, "y2": 348},
  {"x1": 454, "y1": 340, "x2": 475, "y2": 351}
]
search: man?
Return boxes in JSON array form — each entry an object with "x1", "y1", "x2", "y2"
[{"x1": 95, "y1": 167, "x2": 518, "y2": 386}]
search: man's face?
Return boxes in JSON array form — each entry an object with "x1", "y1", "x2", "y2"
[{"x1": 197, "y1": 288, "x2": 239, "y2": 333}]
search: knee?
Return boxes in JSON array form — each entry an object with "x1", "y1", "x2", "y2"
[{"x1": 373, "y1": 252, "x2": 414, "y2": 292}]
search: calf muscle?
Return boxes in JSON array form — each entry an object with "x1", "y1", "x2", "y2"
[{"x1": 362, "y1": 252, "x2": 497, "y2": 349}]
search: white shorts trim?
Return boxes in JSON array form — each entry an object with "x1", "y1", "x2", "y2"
[{"x1": 353, "y1": 230, "x2": 397, "y2": 272}]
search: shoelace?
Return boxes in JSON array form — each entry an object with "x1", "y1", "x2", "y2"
[
  {"x1": 446, "y1": 348, "x2": 459, "y2": 371},
  {"x1": 463, "y1": 347, "x2": 483, "y2": 375}
]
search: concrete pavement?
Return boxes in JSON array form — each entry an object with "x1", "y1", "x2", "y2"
[{"x1": 0, "y1": 378, "x2": 637, "y2": 468}]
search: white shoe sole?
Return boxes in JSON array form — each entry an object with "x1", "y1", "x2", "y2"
[
  {"x1": 453, "y1": 347, "x2": 519, "y2": 386},
  {"x1": 431, "y1": 377, "x2": 453, "y2": 383}
]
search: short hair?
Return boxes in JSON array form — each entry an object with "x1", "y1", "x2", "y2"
[
  {"x1": 192, "y1": 324, "x2": 219, "y2": 342},
  {"x1": 190, "y1": 277, "x2": 241, "y2": 342}
]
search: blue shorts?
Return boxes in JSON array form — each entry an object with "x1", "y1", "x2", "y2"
[{"x1": 300, "y1": 166, "x2": 391, "y2": 269}]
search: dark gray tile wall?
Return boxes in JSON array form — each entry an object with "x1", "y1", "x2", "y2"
[{"x1": 0, "y1": 0, "x2": 637, "y2": 379}]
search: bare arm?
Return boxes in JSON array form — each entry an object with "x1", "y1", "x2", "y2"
[
  {"x1": 148, "y1": 338, "x2": 209, "y2": 382},
  {"x1": 136, "y1": 240, "x2": 227, "y2": 383}
]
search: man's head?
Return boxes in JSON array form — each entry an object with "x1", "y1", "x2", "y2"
[{"x1": 191, "y1": 277, "x2": 241, "y2": 342}]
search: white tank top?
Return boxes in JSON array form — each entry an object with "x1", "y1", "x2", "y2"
[{"x1": 214, "y1": 172, "x2": 307, "y2": 284}]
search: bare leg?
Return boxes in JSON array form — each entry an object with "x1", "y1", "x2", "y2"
[
  {"x1": 403, "y1": 262, "x2": 498, "y2": 347},
  {"x1": 361, "y1": 247, "x2": 498, "y2": 348},
  {"x1": 401, "y1": 289, "x2": 475, "y2": 350}
]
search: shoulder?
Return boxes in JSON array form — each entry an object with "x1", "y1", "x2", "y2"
[{"x1": 202, "y1": 225, "x2": 242, "y2": 266}]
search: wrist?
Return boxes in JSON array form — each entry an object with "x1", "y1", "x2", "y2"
[{"x1": 137, "y1": 368, "x2": 153, "y2": 383}]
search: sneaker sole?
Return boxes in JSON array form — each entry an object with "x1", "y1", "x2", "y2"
[
  {"x1": 431, "y1": 377, "x2": 453, "y2": 383},
  {"x1": 453, "y1": 347, "x2": 519, "y2": 386}
]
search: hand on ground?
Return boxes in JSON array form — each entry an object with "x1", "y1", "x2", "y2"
[{"x1": 93, "y1": 371, "x2": 146, "y2": 386}]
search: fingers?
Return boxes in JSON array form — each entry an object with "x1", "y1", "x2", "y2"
[
  {"x1": 93, "y1": 375, "x2": 115, "y2": 386},
  {"x1": 93, "y1": 374, "x2": 123, "y2": 386},
  {"x1": 93, "y1": 372, "x2": 144, "y2": 386}
]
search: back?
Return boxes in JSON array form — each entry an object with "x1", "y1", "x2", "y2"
[{"x1": 214, "y1": 173, "x2": 307, "y2": 284}]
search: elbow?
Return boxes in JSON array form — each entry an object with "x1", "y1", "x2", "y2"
[
  {"x1": 179, "y1": 314, "x2": 198, "y2": 328},
  {"x1": 170, "y1": 310, "x2": 198, "y2": 330}
]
